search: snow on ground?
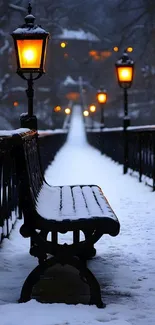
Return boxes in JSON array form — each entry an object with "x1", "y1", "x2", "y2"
[{"x1": 0, "y1": 105, "x2": 155, "y2": 325}]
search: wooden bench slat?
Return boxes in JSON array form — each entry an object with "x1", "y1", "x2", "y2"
[
  {"x1": 92, "y1": 186, "x2": 117, "y2": 221},
  {"x1": 36, "y1": 184, "x2": 61, "y2": 220},
  {"x1": 36, "y1": 183, "x2": 117, "y2": 223},
  {"x1": 82, "y1": 186, "x2": 103, "y2": 216},
  {"x1": 72, "y1": 186, "x2": 89, "y2": 217},
  {"x1": 61, "y1": 186, "x2": 74, "y2": 217}
]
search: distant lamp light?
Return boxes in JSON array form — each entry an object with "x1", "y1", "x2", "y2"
[
  {"x1": 96, "y1": 89, "x2": 107, "y2": 104},
  {"x1": 60, "y1": 42, "x2": 66, "y2": 48},
  {"x1": 65, "y1": 107, "x2": 71, "y2": 115},
  {"x1": 127, "y1": 47, "x2": 133, "y2": 53},
  {"x1": 54, "y1": 105, "x2": 61, "y2": 112},
  {"x1": 89, "y1": 50, "x2": 97, "y2": 57},
  {"x1": 66, "y1": 92, "x2": 79, "y2": 100},
  {"x1": 13, "y1": 101, "x2": 19, "y2": 107},
  {"x1": 113, "y1": 46, "x2": 119, "y2": 52},
  {"x1": 83, "y1": 110, "x2": 89, "y2": 117},
  {"x1": 89, "y1": 104, "x2": 96, "y2": 113},
  {"x1": 96, "y1": 87, "x2": 107, "y2": 129},
  {"x1": 101, "y1": 50, "x2": 111, "y2": 58}
]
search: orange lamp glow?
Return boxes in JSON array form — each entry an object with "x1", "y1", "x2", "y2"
[
  {"x1": 64, "y1": 53, "x2": 68, "y2": 58},
  {"x1": 113, "y1": 46, "x2": 119, "y2": 52},
  {"x1": 89, "y1": 50, "x2": 98, "y2": 57},
  {"x1": 13, "y1": 101, "x2": 19, "y2": 107},
  {"x1": 117, "y1": 66, "x2": 133, "y2": 83},
  {"x1": 83, "y1": 110, "x2": 89, "y2": 117},
  {"x1": 11, "y1": 4, "x2": 49, "y2": 75},
  {"x1": 89, "y1": 104, "x2": 96, "y2": 113},
  {"x1": 127, "y1": 47, "x2": 133, "y2": 53},
  {"x1": 65, "y1": 108, "x2": 71, "y2": 115},
  {"x1": 101, "y1": 51, "x2": 111, "y2": 58},
  {"x1": 54, "y1": 106, "x2": 61, "y2": 112},
  {"x1": 115, "y1": 51, "x2": 134, "y2": 88},
  {"x1": 66, "y1": 92, "x2": 79, "y2": 101},
  {"x1": 97, "y1": 92, "x2": 107, "y2": 104},
  {"x1": 17, "y1": 39, "x2": 43, "y2": 69},
  {"x1": 61, "y1": 42, "x2": 66, "y2": 48}
]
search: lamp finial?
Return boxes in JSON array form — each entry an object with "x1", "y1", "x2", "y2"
[
  {"x1": 28, "y1": 2, "x2": 32, "y2": 15},
  {"x1": 25, "y1": 2, "x2": 35, "y2": 26}
]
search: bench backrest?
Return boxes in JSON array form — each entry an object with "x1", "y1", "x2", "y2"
[{"x1": 13, "y1": 130, "x2": 44, "y2": 220}]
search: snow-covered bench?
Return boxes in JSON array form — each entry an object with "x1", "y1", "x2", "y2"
[{"x1": 13, "y1": 130, "x2": 120, "y2": 308}]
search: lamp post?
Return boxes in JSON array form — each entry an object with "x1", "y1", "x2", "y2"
[
  {"x1": 96, "y1": 87, "x2": 107, "y2": 130},
  {"x1": 11, "y1": 2, "x2": 50, "y2": 130},
  {"x1": 89, "y1": 104, "x2": 96, "y2": 129},
  {"x1": 115, "y1": 50, "x2": 134, "y2": 174}
]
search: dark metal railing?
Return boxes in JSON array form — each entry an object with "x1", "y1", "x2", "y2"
[
  {"x1": 0, "y1": 134, "x2": 20, "y2": 243},
  {"x1": 128, "y1": 127, "x2": 155, "y2": 189},
  {"x1": 86, "y1": 126, "x2": 155, "y2": 190},
  {"x1": 38, "y1": 130, "x2": 68, "y2": 173}
]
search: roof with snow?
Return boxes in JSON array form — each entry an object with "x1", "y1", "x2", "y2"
[
  {"x1": 62, "y1": 76, "x2": 90, "y2": 87},
  {"x1": 54, "y1": 28, "x2": 100, "y2": 42},
  {"x1": 63, "y1": 76, "x2": 77, "y2": 86}
]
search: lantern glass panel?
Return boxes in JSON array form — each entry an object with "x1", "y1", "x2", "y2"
[
  {"x1": 97, "y1": 93, "x2": 107, "y2": 104},
  {"x1": 17, "y1": 39, "x2": 43, "y2": 69},
  {"x1": 117, "y1": 66, "x2": 133, "y2": 82}
]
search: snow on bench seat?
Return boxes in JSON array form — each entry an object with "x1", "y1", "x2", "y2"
[{"x1": 36, "y1": 183, "x2": 117, "y2": 222}]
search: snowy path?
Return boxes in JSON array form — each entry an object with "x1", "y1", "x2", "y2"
[{"x1": 0, "y1": 106, "x2": 155, "y2": 325}]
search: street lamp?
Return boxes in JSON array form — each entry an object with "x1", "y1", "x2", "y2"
[
  {"x1": 11, "y1": 2, "x2": 50, "y2": 129},
  {"x1": 89, "y1": 104, "x2": 96, "y2": 129},
  {"x1": 96, "y1": 87, "x2": 107, "y2": 130},
  {"x1": 89, "y1": 104, "x2": 96, "y2": 113},
  {"x1": 54, "y1": 105, "x2": 61, "y2": 112},
  {"x1": 65, "y1": 107, "x2": 71, "y2": 115},
  {"x1": 83, "y1": 110, "x2": 89, "y2": 117},
  {"x1": 115, "y1": 50, "x2": 134, "y2": 174}
]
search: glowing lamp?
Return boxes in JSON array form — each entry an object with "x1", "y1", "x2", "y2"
[
  {"x1": 54, "y1": 106, "x2": 61, "y2": 112},
  {"x1": 113, "y1": 46, "x2": 119, "y2": 52},
  {"x1": 115, "y1": 51, "x2": 134, "y2": 89},
  {"x1": 96, "y1": 89, "x2": 107, "y2": 104},
  {"x1": 10, "y1": 3, "x2": 50, "y2": 129},
  {"x1": 127, "y1": 47, "x2": 133, "y2": 53},
  {"x1": 83, "y1": 110, "x2": 89, "y2": 117},
  {"x1": 65, "y1": 108, "x2": 71, "y2": 115},
  {"x1": 13, "y1": 101, "x2": 19, "y2": 107},
  {"x1": 61, "y1": 42, "x2": 66, "y2": 48},
  {"x1": 89, "y1": 105, "x2": 96, "y2": 113},
  {"x1": 11, "y1": 3, "x2": 49, "y2": 75},
  {"x1": 117, "y1": 66, "x2": 133, "y2": 83}
]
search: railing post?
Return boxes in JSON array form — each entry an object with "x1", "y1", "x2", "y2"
[
  {"x1": 153, "y1": 132, "x2": 155, "y2": 191},
  {"x1": 139, "y1": 133, "x2": 142, "y2": 182},
  {"x1": 123, "y1": 120, "x2": 130, "y2": 174},
  {"x1": 123, "y1": 88, "x2": 130, "y2": 174}
]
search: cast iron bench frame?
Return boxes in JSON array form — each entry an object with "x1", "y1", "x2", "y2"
[{"x1": 13, "y1": 130, "x2": 120, "y2": 308}]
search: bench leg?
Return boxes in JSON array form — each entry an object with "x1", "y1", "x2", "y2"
[
  {"x1": 72, "y1": 257, "x2": 105, "y2": 308},
  {"x1": 77, "y1": 246, "x2": 96, "y2": 260},
  {"x1": 18, "y1": 256, "x2": 105, "y2": 308}
]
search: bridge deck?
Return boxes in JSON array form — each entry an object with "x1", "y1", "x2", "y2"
[{"x1": 0, "y1": 106, "x2": 154, "y2": 325}]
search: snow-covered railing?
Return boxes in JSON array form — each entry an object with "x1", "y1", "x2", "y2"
[{"x1": 86, "y1": 126, "x2": 155, "y2": 190}]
